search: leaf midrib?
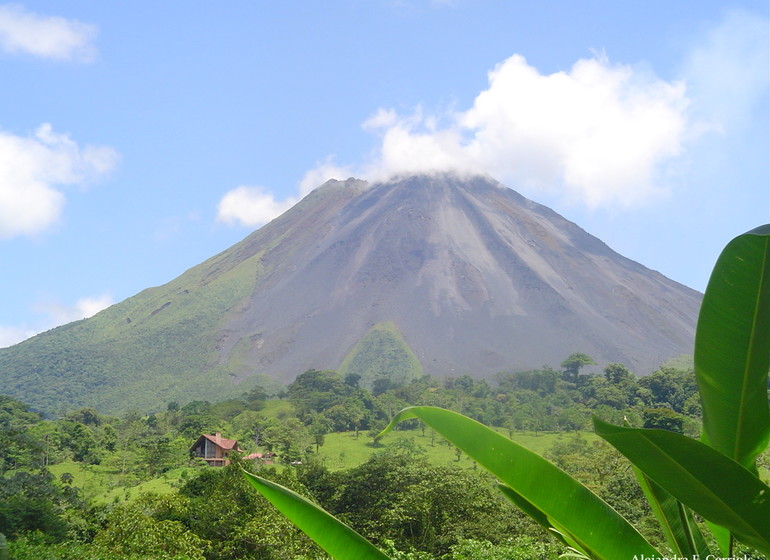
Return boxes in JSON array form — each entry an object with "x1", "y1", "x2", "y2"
[{"x1": 734, "y1": 235, "x2": 770, "y2": 466}]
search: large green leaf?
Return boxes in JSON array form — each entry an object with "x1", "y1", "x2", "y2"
[
  {"x1": 621, "y1": 415, "x2": 711, "y2": 557},
  {"x1": 242, "y1": 470, "x2": 391, "y2": 560},
  {"x1": 594, "y1": 418, "x2": 770, "y2": 553},
  {"x1": 379, "y1": 406, "x2": 659, "y2": 559},
  {"x1": 497, "y1": 484, "x2": 595, "y2": 558},
  {"x1": 633, "y1": 469, "x2": 711, "y2": 557},
  {"x1": 695, "y1": 225, "x2": 770, "y2": 472}
]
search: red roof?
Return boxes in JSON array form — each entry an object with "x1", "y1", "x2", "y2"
[
  {"x1": 195, "y1": 433, "x2": 242, "y2": 452},
  {"x1": 243, "y1": 452, "x2": 276, "y2": 460}
]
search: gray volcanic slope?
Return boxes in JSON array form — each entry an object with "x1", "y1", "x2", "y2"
[
  {"x1": 0, "y1": 173, "x2": 703, "y2": 413},
  {"x1": 217, "y1": 173, "x2": 700, "y2": 380}
]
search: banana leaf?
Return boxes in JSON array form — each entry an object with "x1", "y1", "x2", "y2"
[
  {"x1": 497, "y1": 484, "x2": 596, "y2": 557},
  {"x1": 242, "y1": 470, "x2": 391, "y2": 560},
  {"x1": 694, "y1": 224, "x2": 770, "y2": 555},
  {"x1": 379, "y1": 406, "x2": 659, "y2": 559},
  {"x1": 593, "y1": 418, "x2": 770, "y2": 554},
  {"x1": 695, "y1": 225, "x2": 770, "y2": 472},
  {"x1": 633, "y1": 468, "x2": 710, "y2": 557}
]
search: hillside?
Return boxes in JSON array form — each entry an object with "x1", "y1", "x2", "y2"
[{"x1": 0, "y1": 173, "x2": 702, "y2": 415}]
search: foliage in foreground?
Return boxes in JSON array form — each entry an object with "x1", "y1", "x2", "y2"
[{"x1": 243, "y1": 225, "x2": 770, "y2": 559}]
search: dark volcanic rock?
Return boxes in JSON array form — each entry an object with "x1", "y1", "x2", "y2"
[{"x1": 219, "y1": 173, "x2": 700, "y2": 380}]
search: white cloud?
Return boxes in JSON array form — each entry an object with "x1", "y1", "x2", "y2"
[
  {"x1": 0, "y1": 4, "x2": 97, "y2": 62},
  {"x1": 39, "y1": 293, "x2": 113, "y2": 325},
  {"x1": 363, "y1": 106, "x2": 478, "y2": 180},
  {"x1": 364, "y1": 53, "x2": 690, "y2": 208},
  {"x1": 298, "y1": 160, "x2": 353, "y2": 196},
  {"x1": 1, "y1": 292, "x2": 113, "y2": 348},
  {"x1": 0, "y1": 123, "x2": 119, "y2": 239},
  {"x1": 216, "y1": 185, "x2": 299, "y2": 228},
  {"x1": 217, "y1": 160, "x2": 356, "y2": 229},
  {"x1": 683, "y1": 10, "x2": 769, "y2": 133},
  {"x1": 219, "y1": 50, "x2": 706, "y2": 223},
  {"x1": 0, "y1": 325, "x2": 37, "y2": 347}
]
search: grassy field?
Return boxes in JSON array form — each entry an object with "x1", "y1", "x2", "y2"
[
  {"x1": 313, "y1": 427, "x2": 599, "y2": 471},
  {"x1": 47, "y1": 462, "x2": 197, "y2": 504},
  {"x1": 260, "y1": 399, "x2": 297, "y2": 418},
  {"x1": 45, "y1": 427, "x2": 599, "y2": 504}
]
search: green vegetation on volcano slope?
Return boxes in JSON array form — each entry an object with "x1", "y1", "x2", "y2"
[
  {"x1": 0, "y1": 248, "x2": 266, "y2": 415},
  {"x1": 0, "y1": 183, "x2": 367, "y2": 417},
  {"x1": 338, "y1": 322, "x2": 423, "y2": 391}
]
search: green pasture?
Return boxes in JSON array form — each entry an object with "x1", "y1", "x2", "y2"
[
  {"x1": 311, "y1": 427, "x2": 599, "y2": 471},
  {"x1": 47, "y1": 461, "x2": 197, "y2": 504},
  {"x1": 45, "y1": 427, "x2": 597, "y2": 504}
]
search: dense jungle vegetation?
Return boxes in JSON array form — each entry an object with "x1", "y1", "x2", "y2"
[{"x1": 2, "y1": 357, "x2": 767, "y2": 559}]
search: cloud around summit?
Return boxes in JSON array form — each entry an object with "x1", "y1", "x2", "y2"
[
  {"x1": 218, "y1": 52, "x2": 697, "y2": 227},
  {"x1": 215, "y1": 9, "x2": 766, "y2": 229},
  {"x1": 362, "y1": 53, "x2": 690, "y2": 209}
]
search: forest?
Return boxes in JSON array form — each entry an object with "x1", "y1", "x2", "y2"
[{"x1": 3, "y1": 354, "x2": 766, "y2": 559}]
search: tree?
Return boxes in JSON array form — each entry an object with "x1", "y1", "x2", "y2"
[
  {"x1": 445, "y1": 537, "x2": 564, "y2": 559},
  {"x1": 642, "y1": 408, "x2": 685, "y2": 434},
  {"x1": 180, "y1": 464, "x2": 322, "y2": 560},
  {"x1": 372, "y1": 377, "x2": 396, "y2": 396},
  {"x1": 138, "y1": 434, "x2": 180, "y2": 477},
  {"x1": 324, "y1": 399, "x2": 367, "y2": 437},
  {"x1": 58, "y1": 421, "x2": 100, "y2": 464},
  {"x1": 560, "y1": 353, "x2": 596, "y2": 383},
  {"x1": 0, "y1": 469, "x2": 85, "y2": 542},
  {"x1": 262, "y1": 418, "x2": 311, "y2": 463},
  {"x1": 93, "y1": 494, "x2": 207, "y2": 559},
  {"x1": 241, "y1": 385, "x2": 268, "y2": 411},
  {"x1": 287, "y1": 369, "x2": 353, "y2": 419},
  {"x1": 638, "y1": 367, "x2": 698, "y2": 413},
  {"x1": 0, "y1": 396, "x2": 44, "y2": 473},
  {"x1": 231, "y1": 410, "x2": 276, "y2": 449},
  {"x1": 314, "y1": 451, "x2": 531, "y2": 555},
  {"x1": 307, "y1": 413, "x2": 332, "y2": 452},
  {"x1": 603, "y1": 363, "x2": 632, "y2": 384},
  {"x1": 64, "y1": 407, "x2": 102, "y2": 427},
  {"x1": 344, "y1": 373, "x2": 362, "y2": 389}
]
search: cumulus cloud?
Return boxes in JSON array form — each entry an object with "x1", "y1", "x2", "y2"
[
  {"x1": 0, "y1": 123, "x2": 119, "y2": 239},
  {"x1": 364, "y1": 54, "x2": 690, "y2": 208},
  {"x1": 217, "y1": 159, "x2": 354, "y2": 229},
  {"x1": 298, "y1": 160, "x2": 353, "y2": 197},
  {"x1": 0, "y1": 4, "x2": 97, "y2": 62},
  {"x1": 38, "y1": 293, "x2": 113, "y2": 326},
  {"x1": 363, "y1": 107, "x2": 478, "y2": 178},
  {"x1": 0, "y1": 325, "x2": 37, "y2": 348},
  {"x1": 219, "y1": 49, "x2": 708, "y2": 226},
  {"x1": 216, "y1": 185, "x2": 299, "y2": 228},
  {"x1": 1, "y1": 292, "x2": 113, "y2": 348}
]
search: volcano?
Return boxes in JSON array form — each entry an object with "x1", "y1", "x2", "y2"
[{"x1": 0, "y1": 174, "x2": 702, "y2": 414}]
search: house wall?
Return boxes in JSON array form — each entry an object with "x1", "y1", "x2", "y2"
[{"x1": 191, "y1": 435, "x2": 236, "y2": 466}]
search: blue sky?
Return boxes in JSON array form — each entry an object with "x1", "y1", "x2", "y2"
[{"x1": 1, "y1": 1, "x2": 768, "y2": 347}]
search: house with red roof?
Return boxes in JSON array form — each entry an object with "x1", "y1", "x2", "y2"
[{"x1": 190, "y1": 432, "x2": 242, "y2": 467}]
